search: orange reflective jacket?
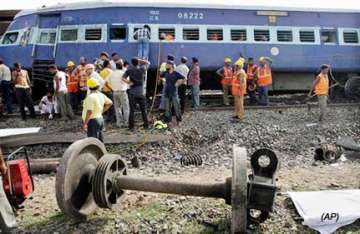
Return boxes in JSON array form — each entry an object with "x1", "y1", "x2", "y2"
[
  {"x1": 246, "y1": 64, "x2": 257, "y2": 80},
  {"x1": 66, "y1": 72, "x2": 78, "y2": 93},
  {"x1": 232, "y1": 70, "x2": 247, "y2": 96},
  {"x1": 222, "y1": 66, "x2": 233, "y2": 85},
  {"x1": 315, "y1": 73, "x2": 329, "y2": 96},
  {"x1": 256, "y1": 65, "x2": 272, "y2": 86}
]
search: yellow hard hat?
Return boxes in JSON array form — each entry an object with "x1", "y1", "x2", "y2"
[
  {"x1": 224, "y1": 57, "x2": 232, "y2": 63},
  {"x1": 235, "y1": 60, "x2": 244, "y2": 67},
  {"x1": 87, "y1": 78, "x2": 99, "y2": 88},
  {"x1": 66, "y1": 61, "x2": 75, "y2": 67}
]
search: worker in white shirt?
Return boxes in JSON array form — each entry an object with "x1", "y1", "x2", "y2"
[
  {"x1": 108, "y1": 62, "x2": 130, "y2": 127},
  {"x1": 39, "y1": 91, "x2": 58, "y2": 119},
  {"x1": 175, "y1": 57, "x2": 190, "y2": 113},
  {"x1": 0, "y1": 59, "x2": 13, "y2": 114}
]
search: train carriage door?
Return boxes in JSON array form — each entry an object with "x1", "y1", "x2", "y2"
[
  {"x1": 33, "y1": 13, "x2": 61, "y2": 61},
  {"x1": 32, "y1": 13, "x2": 61, "y2": 98}
]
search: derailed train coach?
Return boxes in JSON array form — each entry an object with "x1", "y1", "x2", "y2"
[{"x1": 0, "y1": 1, "x2": 360, "y2": 96}]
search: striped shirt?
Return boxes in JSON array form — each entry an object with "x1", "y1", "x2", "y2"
[{"x1": 134, "y1": 28, "x2": 151, "y2": 40}]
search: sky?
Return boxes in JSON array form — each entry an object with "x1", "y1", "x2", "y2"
[{"x1": 1, "y1": 0, "x2": 360, "y2": 11}]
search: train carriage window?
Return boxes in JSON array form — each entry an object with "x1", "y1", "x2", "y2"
[
  {"x1": 343, "y1": 31, "x2": 359, "y2": 44},
  {"x1": 159, "y1": 28, "x2": 175, "y2": 41},
  {"x1": 299, "y1": 30, "x2": 315, "y2": 43},
  {"x1": 110, "y1": 27, "x2": 126, "y2": 40},
  {"x1": 85, "y1": 28, "x2": 102, "y2": 41},
  {"x1": 2, "y1": 32, "x2": 19, "y2": 44},
  {"x1": 60, "y1": 29, "x2": 78, "y2": 42},
  {"x1": 321, "y1": 30, "x2": 337, "y2": 44},
  {"x1": 254, "y1": 30, "x2": 270, "y2": 42},
  {"x1": 183, "y1": 28, "x2": 199, "y2": 40},
  {"x1": 277, "y1": 30, "x2": 293, "y2": 42},
  {"x1": 39, "y1": 32, "x2": 56, "y2": 44},
  {"x1": 207, "y1": 29, "x2": 223, "y2": 41},
  {"x1": 231, "y1": 29, "x2": 247, "y2": 41}
]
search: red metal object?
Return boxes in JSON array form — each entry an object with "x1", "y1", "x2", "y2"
[{"x1": 3, "y1": 159, "x2": 33, "y2": 200}]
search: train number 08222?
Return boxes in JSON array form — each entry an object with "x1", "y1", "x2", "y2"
[{"x1": 178, "y1": 12, "x2": 204, "y2": 20}]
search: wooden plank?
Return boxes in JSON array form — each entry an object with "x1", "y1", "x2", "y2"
[{"x1": 0, "y1": 133, "x2": 170, "y2": 147}]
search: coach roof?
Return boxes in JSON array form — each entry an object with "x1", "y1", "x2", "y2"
[{"x1": 15, "y1": 0, "x2": 360, "y2": 18}]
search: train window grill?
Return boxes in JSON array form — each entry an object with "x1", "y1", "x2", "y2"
[
  {"x1": 207, "y1": 29, "x2": 223, "y2": 41},
  {"x1": 231, "y1": 29, "x2": 247, "y2": 41},
  {"x1": 254, "y1": 30, "x2": 270, "y2": 42},
  {"x1": 321, "y1": 30, "x2": 337, "y2": 44},
  {"x1": 299, "y1": 30, "x2": 315, "y2": 42},
  {"x1": 2, "y1": 32, "x2": 18, "y2": 44},
  {"x1": 277, "y1": 30, "x2": 293, "y2": 42},
  {"x1": 39, "y1": 32, "x2": 56, "y2": 44},
  {"x1": 85, "y1": 28, "x2": 102, "y2": 41},
  {"x1": 183, "y1": 28, "x2": 199, "y2": 40},
  {"x1": 343, "y1": 31, "x2": 359, "y2": 44},
  {"x1": 159, "y1": 28, "x2": 175, "y2": 41},
  {"x1": 110, "y1": 27, "x2": 126, "y2": 40},
  {"x1": 60, "y1": 29, "x2": 77, "y2": 42}
]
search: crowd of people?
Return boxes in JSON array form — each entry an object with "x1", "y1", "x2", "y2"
[{"x1": 0, "y1": 50, "x2": 331, "y2": 142}]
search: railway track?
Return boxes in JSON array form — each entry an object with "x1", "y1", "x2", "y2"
[{"x1": 190, "y1": 102, "x2": 360, "y2": 112}]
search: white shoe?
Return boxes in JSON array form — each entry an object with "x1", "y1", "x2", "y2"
[{"x1": 48, "y1": 114, "x2": 53, "y2": 120}]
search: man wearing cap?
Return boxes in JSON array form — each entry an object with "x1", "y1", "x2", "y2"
[
  {"x1": 49, "y1": 64, "x2": 75, "y2": 119},
  {"x1": 65, "y1": 61, "x2": 79, "y2": 113},
  {"x1": 255, "y1": 57, "x2": 273, "y2": 106},
  {"x1": 308, "y1": 64, "x2": 330, "y2": 122},
  {"x1": 232, "y1": 60, "x2": 247, "y2": 120},
  {"x1": 122, "y1": 57, "x2": 150, "y2": 131},
  {"x1": 0, "y1": 59, "x2": 13, "y2": 114},
  {"x1": 160, "y1": 60, "x2": 185, "y2": 123},
  {"x1": 216, "y1": 58, "x2": 234, "y2": 106},
  {"x1": 175, "y1": 56, "x2": 189, "y2": 113},
  {"x1": 82, "y1": 78, "x2": 113, "y2": 142}
]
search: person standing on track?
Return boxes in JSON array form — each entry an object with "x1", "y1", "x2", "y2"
[
  {"x1": 246, "y1": 57, "x2": 257, "y2": 105},
  {"x1": 12, "y1": 63, "x2": 35, "y2": 120},
  {"x1": 108, "y1": 62, "x2": 129, "y2": 127},
  {"x1": 65, "y1": 61, "x2": 79, "y2": 113},
  {"x1": 216, "y1": 57, "x2": 233, "y2": 106},
  {"x1": 75, "y1": 56, "x2": 88, "y2": 102},
  {"x1": 122, "y1": 57, "x2": 150, "y2": 131},
  {"x1": 232, "y1": 60, "x2": 247, "y2": 120},
  {"x1": 82, "y1": 78, "x2": 113, "y2": 142},
  {"x1": 100, "y1": 60, "x2": 115, "y2": 123},
  {"x1": 0, "y1": 59, "x2": 13, "y2": 114},
  {"x1": 160, "y1": 60, "x2": 185, "y2": 123},
  {"x1": 175, "y1": 56, "x2": 189, "y2": 113},
  {"x1": 255, "y1": 57, "x2": 273, "y2": 106},
  {"x1": 188, "y1": 57, "x2": 201, "y2": 109},
  {"x1": 308, "y1": 64, "x2": 330, "y2": 122},
  {"x1": 49, "y1": 64, "x2": 75, "y2": 120}
]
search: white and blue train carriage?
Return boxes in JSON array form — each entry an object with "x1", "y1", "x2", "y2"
[{"x1": 0, "y1": 1, "x2": 359, "y2": 95}]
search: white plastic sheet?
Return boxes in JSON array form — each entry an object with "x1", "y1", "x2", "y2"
[
  {"x1": 288, "y1": 190, "x2": 360, "y2": 234},
  {"x1": 0, "y1": 128, "x2": 41, "y2": 138}
]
